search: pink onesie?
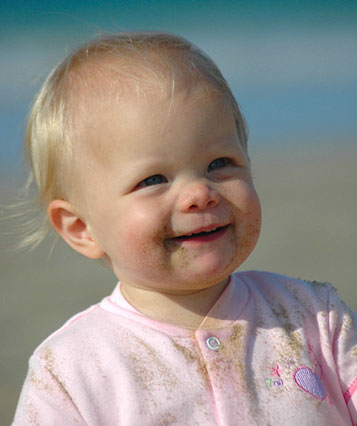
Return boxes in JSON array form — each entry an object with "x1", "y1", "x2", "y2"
[{"x1": 12, "y1": 271, "x2": 357, "y2": 425}]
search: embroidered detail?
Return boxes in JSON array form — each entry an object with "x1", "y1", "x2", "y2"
[
  {"x1": 293, "y1": 367, "x2": 326, "y2": 401},
  {"x1": 265, "y1": 378, "x2": 284, "y2": 388},
  {"x1": 344, "y1": 377, "x2": 357, "y2": 404},
  {"x1": 270, "y1": 364, "x2": 283, "y2": 377}
]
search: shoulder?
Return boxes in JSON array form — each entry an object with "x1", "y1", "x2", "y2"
[
  {"x1": 233, "y1": 270, "x2": 335, "y2": 311},
  {"x1": 30, "y1": 303, "x2": 108, "y2": 363},
  {"x1": 29, "y1": 291, "x2": 136, "y2": 369},
  {"x1": 235, "y1": 270, "x2": 333, "y2": 293},
  {"x1": 37, "y1": 303, "x2": 106, "y2": 347},
  {"x1": 28, "y1": 287, "x2": 156, "y2": 373}
]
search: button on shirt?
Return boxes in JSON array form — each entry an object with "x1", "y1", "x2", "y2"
[{"x1": 206, "y1": 336, "x2": 221, "y2": 351}]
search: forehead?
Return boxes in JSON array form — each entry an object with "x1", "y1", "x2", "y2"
[
  {"x1": 72, "y1": 66, "x2": 228, "y2": 160},
  {"x1": 69, "y1": 48, "x2": 214, "y2": 106}
]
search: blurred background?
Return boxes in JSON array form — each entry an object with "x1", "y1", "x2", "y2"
[{"x1": 1, "y1": 0, "x2": 356, "y2": 423}]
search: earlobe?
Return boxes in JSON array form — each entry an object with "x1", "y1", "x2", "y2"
[{"x1": 48, "y1": 200, "x2": 104, "y2": 259}]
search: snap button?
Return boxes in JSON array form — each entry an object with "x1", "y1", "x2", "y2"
[{"x1": 206, "y1": 336, "x2": 221, "y2": 351}]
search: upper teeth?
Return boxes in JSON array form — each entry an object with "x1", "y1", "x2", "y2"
[
  {"x1": 192, "y1": 227, "x2": 217, "y2": 235},
  {"x1": 174, "y1": 227, "x2": 220, "y2": 239}
]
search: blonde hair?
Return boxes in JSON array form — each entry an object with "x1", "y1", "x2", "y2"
[{"x1": 20, "y1": 31, "x2": 248, "y2": 250}]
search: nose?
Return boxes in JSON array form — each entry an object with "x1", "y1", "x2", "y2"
[{"x1": 176, "y1": 180, "x2": 220, "y2": 213}]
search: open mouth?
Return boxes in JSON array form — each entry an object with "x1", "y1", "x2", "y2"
[{"x1": 172, "y1": 225, "x2": 229, "y2": 242}]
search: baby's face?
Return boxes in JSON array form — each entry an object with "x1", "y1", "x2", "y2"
[{"x1": 77, "y1": 86, "x2": 261, "y2": 294}]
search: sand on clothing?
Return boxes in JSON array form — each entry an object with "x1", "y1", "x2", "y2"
[{"x1": 1, "y1": 145, "x2": 356, "y2": 424}]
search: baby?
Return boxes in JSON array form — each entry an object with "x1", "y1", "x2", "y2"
[{"x1": 13, "y1": 32, "x2": 357, "y2": 425}]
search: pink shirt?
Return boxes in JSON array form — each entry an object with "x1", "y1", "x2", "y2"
[{"x1": 12, "y1": 271, "x2": 357, "y2": 425}]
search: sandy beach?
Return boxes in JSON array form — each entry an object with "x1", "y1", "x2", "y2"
[{"x1": 1, "y1": 145, "x2": 356, "y2": 424}]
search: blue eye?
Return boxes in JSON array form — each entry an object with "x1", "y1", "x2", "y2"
[
  {"x1": 208, "y1": 158, "x2": 232, "y2": 172},
  {"x1": 139, "y1": 174, "x2": 167, "y2": 187}
]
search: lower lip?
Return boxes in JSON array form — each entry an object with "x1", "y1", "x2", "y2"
[{"x1": 171, "y1": 226, "x2": 229, "y2": 244}]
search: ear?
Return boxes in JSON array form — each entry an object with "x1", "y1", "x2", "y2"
[{"x1": 48, "y1": 200, "x2": 104, "y2": 259}]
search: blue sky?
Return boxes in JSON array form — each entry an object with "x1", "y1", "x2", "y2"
[{"x1": 1, "y1": 0, "x2": 356, "y2": 172}]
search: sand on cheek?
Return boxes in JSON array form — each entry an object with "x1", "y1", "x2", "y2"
[
  {"x1": 236, "y1": 213, "x2": 261, "y2": 262},
  {"x1": 233, "y1": 184, "x2": 262, "y2": 264},
  {"x1": 118, "y1": 224, "x2": 191, "y2": 275}
]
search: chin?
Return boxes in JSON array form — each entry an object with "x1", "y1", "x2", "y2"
[{"x1": 182, "y1": 267, "x2": 232, "y2": 289}]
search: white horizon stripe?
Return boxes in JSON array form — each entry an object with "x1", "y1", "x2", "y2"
[{"x1": 1, "y1": 28, "x2": 356, "y2": 96}]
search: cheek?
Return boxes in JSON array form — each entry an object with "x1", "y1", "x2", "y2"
[
  {"x1": 225, "y1": 179, "x2": 261, "y2": 218},
  {"x1": 114, "y1": 220, "x2": 175, "y2": 284},
  {"x1": 227, "y1": 181, "x2": 262, "y2": 245},
  {"x1": 114, "y1": 206, "x2": 168, "y2": 257},
  {"x1": 245, "y1": 187, "x2": 262, "y2": 226},
  {"x1": 238, "y1": 188, "x2": 262, "y2": 251}
]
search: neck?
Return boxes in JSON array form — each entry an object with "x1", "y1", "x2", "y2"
[{"x1": 120, "y1": 278, "x2": 229, "y2": 329}]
